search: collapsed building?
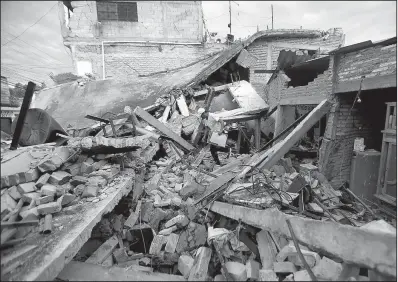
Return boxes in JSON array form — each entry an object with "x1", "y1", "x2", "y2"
[{"x1": 0, "y1": 18, "x2": 396, "y2": 282}]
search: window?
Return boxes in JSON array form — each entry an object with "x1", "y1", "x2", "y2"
[{"x1": 96, "y1": 1, "x2": 138, "y2": 22}]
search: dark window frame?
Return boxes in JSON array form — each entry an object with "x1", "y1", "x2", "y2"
[{"x1": 96, "y1": 1, "x2": 138, "y2": 22}]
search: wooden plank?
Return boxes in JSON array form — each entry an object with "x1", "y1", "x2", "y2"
[
  {"x1": 124, "y1": 200, "x2": 142, "y2": 229},
  {"x1": 85, "y1": 235, "x2": 119, "y2": 265},
  {"x1": 134, "y1": 106, "x2": 194, "y2": 152},
  {"x1": 1, "y1": 172, "x2": 133, "y2": 281},
  {"x1": 193, "y1": 83, "x2": 231, "y2": 97},
  {"x1": 209, "y1": 201, "x2": 397, "y2": 278},
  {"x1": 238, "y1": 100, "x2": 331, "y2": 178},
  {"x1": 10, "y1": 82, "x2": 36, "y2": 150},
  {"x1": 255, "y1": 118, "x2": 261, "y2": 150},
  {"x1": 176, "y1": 95, "x2": 189, "y2": 117},
  {"x1": 335, "y1": 74, "x2": 397, "y2": 94},
  {"x1": 57, "y1": 261, "x2": 185, "y2": 281},
  {"x1": 280, "y1": 95, "x2": 326, "y2": 105},
  {"x1": 191, "y1": 145, "x2": 210, "y2": 168},
  {"x1": 227, "y1": 80, "x2": 268, "y2": 111}
]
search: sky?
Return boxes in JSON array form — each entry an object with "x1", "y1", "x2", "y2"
[{"x1": 1, "y1": 1, "x2": 396, "y2": 86}]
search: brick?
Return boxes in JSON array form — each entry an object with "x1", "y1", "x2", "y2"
[
  {"x1": 48, "y1": 171, "x2": 72, "y2": 185},
  {"x1": 22, "y1": 192, "x2": 41, "y2": 203},
  {"x1": 59, "y1": 193, "x2": 76, "y2": 206},
  {"x1": 37, "y1": 201, "x2": 62, "y2": 215},
  {"x1": 259, "y1": 269, "x2": 278, "y2": 281},
  {"x1": 70, "y1": 176, "x2": 88, "y2": 186},
  {"x1": 40, "y1": 184, "x2": 57, "y2": 197},
  {"x1": 224, "y1": 261, "x2": 247, "y2": 281},
  {"x1": 17, "y1": 182, "x2": 37, "y2": 194},
  {"x1": 1, "y1": 191, "x2": 17, "y2": 219},
  {"x1": 165, "y1": 233, "x2": 180, "y2": 253},
  {"x1": 20, "y1": 207, "x2": 39, "y2": 219},
  {"x1": 35, "y1": 173, "x2": 51, "y2": 189},
  {"x1": 7, "y1": 186, "x2": 22, "y2": 201},
  {"x1": 82, "y1": 185, "x2": 99, "y2": 198},
  {"x1": 178, "y1": 255, "x2": 194, "y2": 278},
  {"x1": 81, "y1": 162, "x2": 95, "y2": 175},
  {"x1": 65, "y1": 163, "x2": 82, "y2": 176},
  {"x1": 312, "y1": 256, "x2": 343, "y2": 280},
  {"x1": 37, "y1": 147, "x2": 71, "y2": 173},
  {"x1": 273, "y1": 261, "x2": 297, "y2": 273},
  {"x1": 36, "y1": 195, "x2": 55, "y2": 205}
]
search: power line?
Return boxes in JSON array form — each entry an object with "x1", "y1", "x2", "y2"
[
  {"x1": 1, "y1": 67, "x2": 45, "y2": 84},
  {"x1": 2, "y1": 3, "x2": 57, "y2": 47},
  {"x1": 1, "y1": 65, "x2": 52, "y2": 80},
  {"x1": 1, "y1": 28, "x2": 71, "y2": 66}
]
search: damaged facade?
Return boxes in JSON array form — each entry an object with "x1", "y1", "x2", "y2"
[
  {"x1": 59, "y1": 0, "x2": 225, "y2": 79},
  {"x1": 1, "y1": 11, "x2": 396, "y2": 282},
  {"x1": 0, "y1": 76, "x2": 20, "y2": 135}
]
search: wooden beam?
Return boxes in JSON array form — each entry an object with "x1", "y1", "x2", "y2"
[
  {"x1": 238, "y1": 99, "x2": 331, "y2": 178},
  {"x1": 209, "y1": 201, "x2": 397, "y2": 278},
  {"x1": 335, "y1": 74, "x2": 397, "y2": 94},
  {"x1": 57, "y1": 261, "x2": 185, "y2": 281},
  {"x1": 134, "y1": 106, "x2": 195, "y2": 152},
  {"x1": 280, "y1": 95, "x2": 326, "y2": 105},
  {"x1": 10, "y1": 82, "x2": 36, "y2": 150}
]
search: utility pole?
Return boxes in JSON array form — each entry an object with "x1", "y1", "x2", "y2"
[
  {"x1": 271, "y1": 4, "x2": 274, "y2": 29},
  {"x1": 229, "y1": 1, "x2": 232, "y2": 35}
]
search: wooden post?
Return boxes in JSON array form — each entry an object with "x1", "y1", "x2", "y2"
[
  {"x1": 10, "y1": 82, "x2": 36, "y2": 150},
  {"x1": 255, "y1": 118, "x2": 261, "y2": 150}
]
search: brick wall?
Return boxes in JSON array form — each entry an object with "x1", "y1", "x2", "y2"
[
  {"x1": 67, "y1": 1, "x2": 203, "y2": 43},
  {"x1": 246, "y1": 28, "x2": 344, "y2": 98},
  {"x1": 1, "y1": 77, "x2": 10, "y2": 106},
  {"x1": 337, "y1": 43, "x2": 397, "y2": 82},
  {"x1": 279, "y1": 69, "x2": 333, "y2": 103},
  {"x1": 73, "y1": 42, "x2": 225, "y2": 79}
]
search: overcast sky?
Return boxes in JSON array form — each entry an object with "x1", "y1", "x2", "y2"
[{"x1": 1, "y1": 1, "x2": 396, "y2": 86}]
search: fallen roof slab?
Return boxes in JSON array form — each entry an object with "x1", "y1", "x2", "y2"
[
  {"x1": 1, "y1": 172, "x2": 133, "y2": 281},
  {"x1": 210, "y1": 201, "x2": 397, "y2": 278}
]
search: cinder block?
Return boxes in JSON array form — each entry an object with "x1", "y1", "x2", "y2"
[
  {"x1": 70, "y1": 176, "x2": 88, "y2": 186},
  {"x1": 37, "y1": 201, "x2": 62, "y2": 215},
  {"x1": 82, "y1": 185, "x2": 99, "y2": 198},
  {"x1": 7, "y1": 186, "x2": 22, "y2": 201},
  {"x1": 35, "y1": 173, "x2": 51, "y2": 189},
  {"x1": 48, "y1": 171, "x2": 72, "y2": 185},
  {"x1": 36, "y1": 195, "x2": 55, "y2": 205},
  {"x1": 40, "y1": 184, "x2": 57, "y2": 197},
  {"x1": 17, "y1": 182, "x2": 36, "y2": 194},
  {"x1": 22, "y1": 192, "x2": 41, "y2": 203}
]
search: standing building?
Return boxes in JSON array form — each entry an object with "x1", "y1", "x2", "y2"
[{"x1": 59, "y1": 0, "x2": 224, "y2": 80}]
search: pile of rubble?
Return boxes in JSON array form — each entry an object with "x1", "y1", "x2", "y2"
[{"x1": 1, "y1": 83, "x2": 396, "y2": 281}]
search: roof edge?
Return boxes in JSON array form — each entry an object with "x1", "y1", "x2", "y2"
[{"x1": 329, "y1": 36, "x2": 397, "y2": 55}]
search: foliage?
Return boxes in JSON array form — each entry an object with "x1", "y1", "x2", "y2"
[{"x1": 8, "y1": 82, "x2": 46, "y2": 107}]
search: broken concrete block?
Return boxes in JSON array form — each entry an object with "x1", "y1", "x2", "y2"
[
  {"x1": 273, "y1": 261, "x2": 297, "y2": 274},
  {"x1": 93, "y1": 160, "x2": 107, "y2": 171},
  {"x1": 159, "y1": 225, "x2": 178, "y2": 235},
  {"x1": 300, "y1": 163, "x2": 318, "y2": 173},
  {"x1": 81, "y1": 162, "x2": 95, "y2": 175},
  {"x1": 307, "y1": 202, "x2": 324, "y2": 213},
  {"x1": 176, "y1": 222, "x2": 207, "y2": 253},
  {"x1": 214, "y1": 274, "x2": 227, "y2": 281},
  {"x1": 165, "y1": 214, "x2": 189, "y2": 229},
  {"x1": 7, "y1": 186, "x2": 22, "y2": 201},
  {"x1": 294, "y1": 269, "x2": 311, "y2": 281},
  {"x1": 178, "y1": 255, "x2": 194, "y2": 278},
  {"x1": 360, "y1": 219, "x2": 396, "y2": 234},
  {"x1": 37, "y1": 201, "x2": 62, "y2": 215},
  {"x1": 59, "y1": 193, "x2": 76, "y2": 207},
  {"x1": 277, "y1": 241, "x2": 321, "y2": 268},
  {"x1": 171, "y1": 196, "x2": 182, "y2": 207},
  {"x1": 312, "y1": 256, "x2": 343, "y2": 280},
  {"x1": 174, "y1": 183, "x2": 183, "y2": 192},
  {"x1": 82, "y1": 185, "x2": 99, "y2": 198},
  {"x1": 287, "y1": 173, "x2": 307, "y2": 193},
  {"x1": 337, "y1": 263, "x2": 360, "y2": 281},
  {"x1": 17, "y1": 182, "x2": 36, "y2": 194},
  {"x1": 246, "y1": 259, "x2": 260, "y2": 280},
  {"x1": 37, "y1": 147, "x2": 71, "y2": 173},
  {"x1": 73, "y1": 184, "x2": 85, "y2": 196},
  {"x1": 35, "y1": 173, "x2": 51, "y2": 189},
  {"x1": 283, "y1": 274, "x2": 294, "y2": 281},
  {"x1": 179, "y1": 181, "x2": 205, "y2": 200},
  {"x1": 149, "y1": 235, "x2": 167, "y2": 255},
  {"x1": 257, "y1": 230, "x2": 277, "y2": 270},
  {"x1": 88, "y1": 176, "x2": 108, "y2": 188},
  {"x1": 40, "y1": 184, "x2": 57, "y2": 197},
  {"x1": 36, "y1": 195, "x2": 54, "y2": 205},
  {"x1": 22, "y1": 192, "x2": 41, "y2": 203},
  {"x1": 64, "y1": 163, "x2": 81, "y2": 176},
  {"x1": 113, "y1": 248, "x2": 130, "y2": 264},
  {"x1": 188, "y1": 247, "x2": 212, "y2": 281},
  {"x1": 70, "y1": 176, "x2": 88, "y2": 186},
  {"x1": 225, "y1": 261, "x2": 247, "y2": 281},
  {"x1": 148, "y1": 208, "x2": 169, "y2": 232},
  {"x1": 48, "y1": 171, "x2": 72, "y2": 185},
  {"x1": 259, "y1": 269, "x2": 278, "y2": 281},
  {"x1": 1, "y1": 191, "x2": 17, "y2": 219},
  {"x1": 271, "y1": 165, "x2": 286, "y2": 177},
  {"x1": 20, "y1": 207, "x2": 39, "y2": 219},
  {"x1": 165, "y1": 233, "x2": 180, "y2": 253}
]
